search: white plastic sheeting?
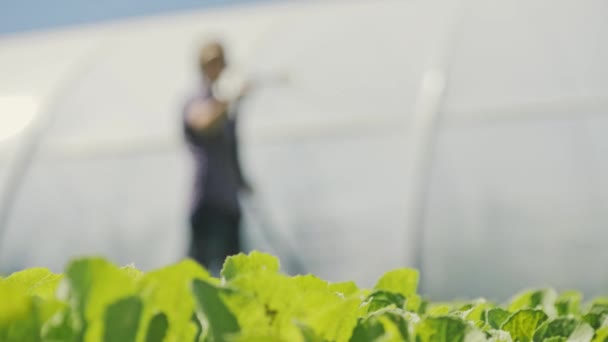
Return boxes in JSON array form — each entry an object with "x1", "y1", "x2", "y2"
[
  {"x1": 422, "y1": 0, "x2": 608, "y2": 299},
  {"x1": 0, "y1": 0, "x2": 607, "y2": 300}
]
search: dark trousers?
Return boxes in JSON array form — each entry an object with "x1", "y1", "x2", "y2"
[{"x1": 189, "y1": 205, "x2": 241, "y2": 275}]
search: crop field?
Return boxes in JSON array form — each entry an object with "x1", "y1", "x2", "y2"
[{"x1": 1, "y1": 251, "x2": 607, "y2": 341}]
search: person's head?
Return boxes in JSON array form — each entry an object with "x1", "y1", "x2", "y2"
[{"x1": 199, "y1": 41, "x2": 226, "y2": 83}]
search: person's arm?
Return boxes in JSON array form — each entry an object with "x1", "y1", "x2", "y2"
[
  {"x1": 186, "y1": 81, "x2": 251, "y2": 135},
  {"x1": 185, "y1": 98, "x2": 230, "y2": 135}
]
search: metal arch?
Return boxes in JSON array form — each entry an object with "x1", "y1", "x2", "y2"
[{"x1": 405, "y1": 0, "x2": 469, "y2": 293}]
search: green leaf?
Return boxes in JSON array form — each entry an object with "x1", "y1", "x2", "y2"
[
  {"x1": 191, "y1": 313, "x2": 203, "y2": 342},
  {"x1": 487, "y1": 308, "x2": 511, "y2": 330},
  {"x1": 588, "y1": 299, "x2": 608, "y2": 316},
  {"x1": 533, "y1": 318, "x2": 579, "y2": 341},
  {"x1": 415, "y1": 316, "x2": 471, "y2": 342},
  {"x1": 0, "y1": 283, "x2": 31, "y2": 325},
  {"x1": 461, "y1": 300, "x2": 490, "y2": 328},
  {"x1": 374, "y1": 269, "x2": 419, "y2": 299},
  {"x1": 427, "y1": 304, "x2": 452, "y2": 317},
  {"x1": 221, "y1": 251, "x2": 280, "y2": 281},
  {"x1": 63, "y1": 257, "x2": 138, "y2": 341},
  {"x1": 305, "y1": 297, "x2": 360, "y2": 342},
  {"x1": 3, "y1": 268, "x2": 65, "y2": 336},
  {"x1": 508, "y1": 289, "x2": 557, "y2": 318},
  {"x1": 418, "y1": 299, "x2": 430, "y2": 315},
  {"x1": 328, "y1": 281, "x2": 359, "y2": 296},
  {"x1": 224, "y1": 271, "x2": 301, "y2": 340},
  {"x1": 230, "y1": 334, "x2": 286, "y2": 342},
  {"x1": 486, "y1": 329, "x2": 512, "y2": 342},
  {"x1": 501, "y1": 309, "x2": 548, "y2": 342},
  {"x1": 592, "y1": 326, "x2": 608, "y2": 342},
  {"x1": 292, "y1": 274, "x2": 331, "y2": 292},
  {"x1": 351, "y1": 308, "x2": 412, "y2": 342},
  {"x1": 136, "y1": 259, "x2": 209, "y2": 342},
  {"x1": 582, "y1": 314, "x2": 603, "y2": 330},
  {"x1": 555, "y1": 291, "x2": 582, "y2": 316},
  {"x1": 191, "y1": 279, "x2": 240, "y2": 342},
  {"x1": 296, "y1": 321, "x2": 327, "y2": 342},
  {"x1": 120, "y1": 265, "x2": 144, "y2": 282},
  {"x1": 224, "y1": 270, "x2": 361, "y2": 341},
  {"x1": 4, "y1": 268, "x2": 62, "y2": 300},
  {"x1": 350, "y1": 318, "x2": 385, "y2": 342},
  {"x1": 375, "y1": 315, "x2": 410, "y2": 342},
  {"x1": 584, "y1": 300, "x2": 608, "y2": 330},
  {"x1": 543, "y1": 337, "x2": 566, "y2": 342},
  {"x1": 41, "y1": 304, "x2": 77, "y2": 342},
  {"x1": 144, "y1": 313, "x2": 168, "y2": 342},
  {"x1": 365, "y1": 291, "x2": 406, "y2": 313},
  {"x1": 567, "y1": 323, "x2": 594, "y2": 342},
  {"x1": 103, "y1": 296, "x2": 143, "y2": 342},
  {"x1": 0, "y1": 282, "x2": 40, "y2": 342},
  {"x1": 406, "y1": 294, "x2": 424, "y2": 313}
]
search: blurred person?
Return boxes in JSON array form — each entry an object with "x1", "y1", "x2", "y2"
[{"x1": 182, "y1": 41, "x2": 251, "y2": 274}]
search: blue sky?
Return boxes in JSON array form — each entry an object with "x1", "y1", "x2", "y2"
[{"x1": 0, "y1": 0, "x2": 264, "y2": 35}]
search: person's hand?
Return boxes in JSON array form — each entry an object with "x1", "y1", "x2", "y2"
[{"x1": 214, "y1": 70, "x2": 250, "y2": 102}]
